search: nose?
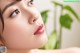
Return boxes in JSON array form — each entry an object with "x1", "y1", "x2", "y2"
[
  {"x1": 23, "y1": 4, "x2": 39, "y2": 24},
  {"x1": 25, "y1": 9, "x2": 39, "y2": 24},
  {"x1": 29, "y1": 16, "x2": 38, "y2": 24}
]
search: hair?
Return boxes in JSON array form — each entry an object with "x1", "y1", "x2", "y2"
[
  {"x1": 0, "y1": 9, "x2": 4, "y2": 32},
  {"x1": 0, "y1": 9, "x2": 5, "y2": 45}
]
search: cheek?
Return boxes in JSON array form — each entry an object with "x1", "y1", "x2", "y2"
[
  {"x1": 3, "y1": 16, "x2": 31, "y2": 36},
  {"x1": 1, "y1": 17, "x2": 34, "y2": 49}
]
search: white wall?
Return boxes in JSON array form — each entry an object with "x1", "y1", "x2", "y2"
[{"x1": 34, "y1": 0, "x2": 80, "y2": 48}]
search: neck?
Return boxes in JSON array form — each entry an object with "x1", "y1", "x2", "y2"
[{"x1": 7, "y1": 49, "x2": 36, "y2": 53}]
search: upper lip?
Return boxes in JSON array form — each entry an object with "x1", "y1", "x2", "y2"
[{"x1": 34, "y1": 24, "x2": 43, "y2": 35}]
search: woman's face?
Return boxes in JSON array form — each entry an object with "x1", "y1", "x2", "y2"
[{"x1": 0, "y1": 0, "x2": 48, "y2": 50}]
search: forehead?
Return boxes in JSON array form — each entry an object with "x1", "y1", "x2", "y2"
[
  {"x1": 0, "y1": 0, "x2": 15, "y2": 11},
  {"x1": 0, "y1": 0, "x2": 18, "y2": 11}
]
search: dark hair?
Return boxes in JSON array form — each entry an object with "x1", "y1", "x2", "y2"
[
  {"x1": 0, "y1": 9, "x2": 4, "y2": 32},
  {"x1": 0, "y1": 9, "x2": 5, "y2": 44}
]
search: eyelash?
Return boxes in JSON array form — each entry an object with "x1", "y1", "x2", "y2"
[
  {"x1": 9, "y1": 0, "x2": 34, "y2": 17},
  {"x1": 9, "y1": 9, "x2": 20, "y2": 17},
  {"x1": 28, "y1": 0, "x2": 34, "y2": 6}
]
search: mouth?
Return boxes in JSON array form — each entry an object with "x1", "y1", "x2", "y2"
[{"x1": 34, "y1": 24, "x2": 44, "y2": 35}]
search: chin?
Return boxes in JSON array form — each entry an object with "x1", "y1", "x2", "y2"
[
  {"x1": 27, "y1": 33, "x2": 48, "y2": 49},
  {"x1": 36, "y1": 33, "x2": 48, "y2": 49}
]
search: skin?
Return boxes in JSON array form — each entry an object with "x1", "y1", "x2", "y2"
[
  {"x1": 0, "y1": 0, "x2": 80, "y2": 53},
  {"x1": 0, "y1": 0, "x2": 48, "y2": 53}
]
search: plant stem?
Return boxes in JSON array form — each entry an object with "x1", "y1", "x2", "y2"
[
  {"x1": 58, "y1": 6, "x2": 63, "y2": 49},
  {"x1": 53, "y1": 4, "x2": 58, "y2": 49},
  {"x1": 54, "y1": 5, "x2": 57, "y2": 32},
  {"x1": 58, "y1": 26, "x2": 62, "y2": 48}
]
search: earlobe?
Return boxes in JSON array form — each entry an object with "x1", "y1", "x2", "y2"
[
  {"x1": 0, "y1": 40, "x2": 3, "y2": 45},
  {"x1": 0, "y1": 34, "x2": 4, "y2": 45},
  {"x1": 0, "y1": 16, "x2": 5, "y2": 48}
]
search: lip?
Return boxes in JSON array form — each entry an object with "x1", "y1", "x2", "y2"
[{"x1": 34, "y1": 24, "x2": 44, "y2": 35}]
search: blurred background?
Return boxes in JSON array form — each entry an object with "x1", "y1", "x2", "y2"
[{"x1": 34, "y1": 0, "x2": 80, "y2": 49}]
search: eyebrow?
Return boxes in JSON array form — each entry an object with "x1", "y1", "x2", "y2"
[{"x1": 2, "y1": 0, "x2": 21, "y2": 15}]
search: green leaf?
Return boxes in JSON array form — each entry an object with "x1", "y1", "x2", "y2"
[
  {"x1": 64, "y1": 5, "x2": 80, "y2": 21},
  {"x1": 41, "y1": 10, "x2": 49, "y2": 24},
  {"x1": 51, "y1": 1, "x2": 63, "y2": 6},
  {"x1": 44, "y1": 31, "x2": 57, "y2": 49},
  {"x1": 60, "y1": 14, "x2": 73, "y2": 29}
]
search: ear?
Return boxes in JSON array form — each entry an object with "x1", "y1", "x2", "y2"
[
  {"x1": 0, "y1": 17, "x2": 3, "y2": 45},
  {"x1": 0, "y1": 18, "x2": 2, "y2": 34},
  {"x1": 0, "y1": 10, "x2": 5, "y2": 45},
  {"x1": 0, "y1": 9, "x2": 3, "y2": 34}
]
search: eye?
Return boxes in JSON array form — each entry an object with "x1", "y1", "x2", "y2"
[
  {"x1": 9, "y1": 9, "x2": 20, "y2": 17},
  {"x1": 27, "y1": 0, "x2": 34, "y2": 7}
]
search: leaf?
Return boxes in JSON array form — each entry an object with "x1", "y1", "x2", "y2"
[
  {"x1": 41, "y1": 10, "x2": 49, "y2": 24},
  {"x1": 44, "y1": 31, "x2": 57, "y2": 49},
  {"x1": 60, "y1": 14, "x2": 73, "y2": 29},
  {"x1": 64, "y1": 5, "x2": 80, "y2": 21},
  {"x1": 51, "y1": 1, "x2": 63, "y2": 6}
]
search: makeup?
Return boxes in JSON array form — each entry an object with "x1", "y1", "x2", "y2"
[{"x1": 34, "y1": 24, "x2": 44, "y2": 35}]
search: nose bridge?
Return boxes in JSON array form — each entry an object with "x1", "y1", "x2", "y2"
[
  {"x1": 24, "y1": 7, "x2": 39, "y2": 24},
  {"x1": 21, "y1": 0, "x2": 38, "y2": 18},
  {"x1": 24, "y1": 6, "x2": 37, "y2": 18}
]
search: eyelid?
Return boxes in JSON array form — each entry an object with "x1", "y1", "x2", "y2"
[
  {"x1": 9, "y1": 9, "x2": 19, "y2": 17},
  {"x1": 27, "y1": 0, "x2": 34, "y2": 6}
]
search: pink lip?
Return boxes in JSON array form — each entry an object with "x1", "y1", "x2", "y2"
[{"x1": 34, "y1": 24, "x2": 44, "y2": 35}]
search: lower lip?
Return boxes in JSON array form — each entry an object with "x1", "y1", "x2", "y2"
[{"x1": 34, "y1": 25, "x2": 44, "y2": 35}]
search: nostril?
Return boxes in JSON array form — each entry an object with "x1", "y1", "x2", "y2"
[
  {"x1": 33, "y1": 19, "x2": 37, "y2": 22},
  {"x1": 29, "y1": 17, "x2": 38, "y2": 24}
]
